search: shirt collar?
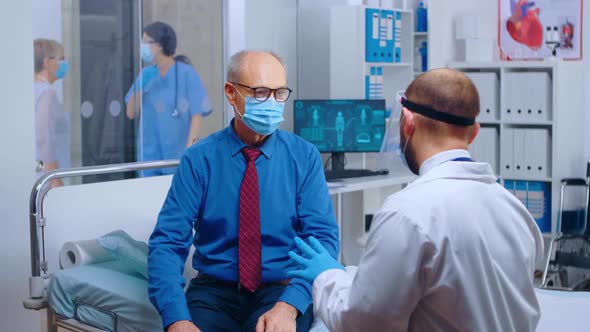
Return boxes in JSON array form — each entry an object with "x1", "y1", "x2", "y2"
[
  {"x1": 227, "y1": 119, "x2": 276, "y2": 159},
  {"x1": 419, "y1": 149, "x2": 472, "y2": 175}
]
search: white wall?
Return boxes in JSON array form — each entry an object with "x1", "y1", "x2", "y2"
[
  {"x1": 0, "y1": 1, "x2": 43, "y2": 331},
  {"x1": 32, "y1": 0, "x2": 62, "y2": 40}
]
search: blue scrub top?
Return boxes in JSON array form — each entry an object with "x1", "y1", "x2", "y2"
[{"x1": 125, "y1": 62, "x2": 212, "y2": 175}]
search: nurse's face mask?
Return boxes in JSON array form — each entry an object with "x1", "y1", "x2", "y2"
[
  {"x1": 231, "y1": 82, "x2": 292, "y2": 136},
  {"x1": 140, "y1": 38, "x2": 157, "y2": 63}
]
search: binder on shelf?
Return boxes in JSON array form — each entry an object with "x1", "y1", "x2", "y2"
[
  {"x1": 383, "y1": 10, "x2": 394, "y2": 62},
  {"x1": 503, "y1": 179, "x2": 515, "y2": 195},
  {"x1": 527, "y1": 181, "x2": 551, "y2": 233},
  {"x1": 378, "y1": 10, "x2": 388, "y2": 62},
  {"x1": 513, "y1": 128, "x2": 525, "y2": 177},
  {"x1": 366, "y1": 66, "x2": 383, "y2": 99},
  {"x1": 365, "y1": 8, "x2": 381, "y2": 62},
  {"x1": 531, "y1": 128, "x2": 550, "y2": 177},
  {"x1": 514, "y1": 180, "x2": 528, "y2": 206},
  {"x1": 394, "y1": 11, "x2": 402, "y2": 62},
  {"x1": 365, "y1": 67, "x2": 372, "y2": 99},
  {"x1": 503, "y1": 73, "x2": 519, "y2": 121},
  {"x1": 481, "y1": 127, "x2": 499, "y2": 174},
  {"x1": 375, "y1": 67, "x2": 383, "y2": 99},
  {"x1": 527, "y1": 72, "x2": 552, "y2": 122},
  {"x1": 501, "y1": 127, "x2": 514, "y2": 177},
  {"x1": 466, "y1": 72, "x2": 498, "y2": 122}
]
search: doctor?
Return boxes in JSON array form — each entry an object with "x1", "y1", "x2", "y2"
[
  {"x1": 125, "y1": 21, "x2": 212, "y2": 176},
  {"x1": 288, "y1": 68, "x2": 544, "y2": 331}
]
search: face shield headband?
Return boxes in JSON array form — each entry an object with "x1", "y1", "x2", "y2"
[{"x1": 400, "y1": 97, "x2": 475, "y2": 127}]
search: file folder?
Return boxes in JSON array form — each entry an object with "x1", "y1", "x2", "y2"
[
  {"x1": 466, "y1": 72, "x2": 498, "y2": 122},
  {"x1": 514, "y1": 180, "x2": 528, "y2": 206},
  {"x1": 513, "y1": 128, "x2": 525, "y2": 177},
  {"x1": 365, "y1": 8, "x2": 381, "y2": 62},
  {"x1": 394, "y1": 11, "x2": 402, "y2": 62},
  {"x1": 527, "y1": 181, "x2": 551, "y2": 232},
  {"x1": 503, "y1": 179, "x2": 515, "y2": 195},
  {"x1": 532, "y1": 128, "x2": 550, "y2": 177},
  {"x1": 501, "y1": 127, "x2": 514, "y2": 177},
  {"x1": 383, "y1": 10, "x2": 394, "y2": 62}
]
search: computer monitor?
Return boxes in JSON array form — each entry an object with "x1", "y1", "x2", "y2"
[{"x1": 293, "y1": 99, "x2": 386, "y2": 171}]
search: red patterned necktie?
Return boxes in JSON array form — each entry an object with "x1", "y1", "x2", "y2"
[{"x1": 239, "y1": 147, "x2": 262, "y2": 292}]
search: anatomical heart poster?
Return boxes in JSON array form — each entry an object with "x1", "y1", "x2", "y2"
[{"x1": 499, "y1": 0, "x2": 582, "y2": 60}]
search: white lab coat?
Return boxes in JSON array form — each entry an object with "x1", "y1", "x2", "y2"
[{"x1": 313, "y1": 150, "x2": 544, "y2": 332}]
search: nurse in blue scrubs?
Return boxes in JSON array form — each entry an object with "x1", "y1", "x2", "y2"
[{"x1": 125, "y1": 21, "x2": 212, "y2": 176}]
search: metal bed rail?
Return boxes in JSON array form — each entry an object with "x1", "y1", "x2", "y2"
[{"x1": 24, "y1": 160, "x2": 179, "y2": 310}]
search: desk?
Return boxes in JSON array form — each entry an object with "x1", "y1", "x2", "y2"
[{"x1": 328, "y1": 170, "x2": 416, "y2": 264}]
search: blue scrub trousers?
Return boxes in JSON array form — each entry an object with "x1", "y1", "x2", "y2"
[{"x1": 184, "y1": 277, "x2": 313, "y2": 332}]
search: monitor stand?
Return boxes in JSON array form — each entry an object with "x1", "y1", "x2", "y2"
[
  {"x1": 324, "y1": 152, "x2": 380, "y2": 181},
  {"x1": 330, "y1": 152, "x2": 346, "y2": 172}
]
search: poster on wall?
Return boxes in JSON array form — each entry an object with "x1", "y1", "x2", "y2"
[{"x1": 499, "y1": 0, "x2": 582, "y2": 60}]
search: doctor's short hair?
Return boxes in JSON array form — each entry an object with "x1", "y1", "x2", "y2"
[
  {"x1": 34, "y1": 39, "x2": 63, "y2": 73},
  {"x1": 227, "y1": 50, "x2": 286, "y2": 82},
  {"x1": 406, "y1": 68, "x2": 480, "y2": 121}
]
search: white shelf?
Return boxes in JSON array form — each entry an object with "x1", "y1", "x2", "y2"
[
  {"x1": 413, "y1": 32, "x2": 428, "y2": 36},
  {"x1": 501, "y1": 176, "x2": 553, "y2": 182},
  {"x1": 479, "y1": 120, "x2": 501, "y2": 125},
  {"x1": 366, "y1": 62, "x2": 413, "y2": 67},
  {"x1": 503, "y1": 121, "x2": 553, "y2": 126}
]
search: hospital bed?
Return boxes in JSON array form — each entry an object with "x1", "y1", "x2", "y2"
[{"x1": 22, "y1": 161, "x2": 327, "y2": 332}]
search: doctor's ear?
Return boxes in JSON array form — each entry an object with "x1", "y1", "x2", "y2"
[
  {"x1": 401, "y1": 108, "x2": 415, "y2": 136},
  {"x1": 467, "y1": 122, "x2": 480, "y2": 144}
]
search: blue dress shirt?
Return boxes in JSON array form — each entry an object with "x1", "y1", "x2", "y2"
[{"x1": 148, "y1": 121, "x2": 339, "y2": 327}]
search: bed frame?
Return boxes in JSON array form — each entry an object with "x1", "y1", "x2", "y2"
[{"x1": 23, "y1": 160, "x2": 179, "y2": 332}]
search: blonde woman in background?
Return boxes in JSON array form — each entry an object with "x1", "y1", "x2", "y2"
[{"x1": 33, "y1": 39, "x2": 70, "y2": 187}]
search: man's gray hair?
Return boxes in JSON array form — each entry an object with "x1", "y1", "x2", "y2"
[{"x1": 226, "y1": 50, "x2": 286, "y2": 82}]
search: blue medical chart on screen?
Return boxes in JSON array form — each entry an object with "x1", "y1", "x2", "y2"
[{"x1": 294, "y1": 99, "x2": 386, "y2": 153}]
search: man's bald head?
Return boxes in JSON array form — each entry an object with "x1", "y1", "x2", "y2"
[
  {"x1": 406, "y1": 68, "x2": 480, "y2": 121},
  {"x1": 227, "y1": 50, "x2": 287, "y2": 85}
]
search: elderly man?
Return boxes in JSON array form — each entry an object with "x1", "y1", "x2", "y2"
[
  {"x1": 148, "y1": 50, "x2": 339, "y2": 332},
  {"x1": 289, "y1": 68, "x2": 544, "y2": 332}
]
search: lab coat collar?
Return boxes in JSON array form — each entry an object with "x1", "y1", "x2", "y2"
[
  {"x1": 227, "y1": 119, "x2": 276, "y2": 159},
  {"x1": 419, "y1": 149, "x2": 472, "y2": 175},
  {"x1": 413, "y1": 149, "x2": 497, "y2": 186}
]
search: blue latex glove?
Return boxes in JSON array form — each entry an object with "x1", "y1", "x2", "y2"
[
  {"x1": 136, "y1": 66, "x2": 158, "y2": 91},
  {"x1": 287, "y1": 236, "x2": 344, "y2": 284}
]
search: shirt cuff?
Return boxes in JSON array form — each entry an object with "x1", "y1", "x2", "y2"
[
  {"x1": 160, "y1": 302, "x2": 193, "y2": 329},
  {"x1": 278, "y1": 284, "x2": 312, "y2": 315}
]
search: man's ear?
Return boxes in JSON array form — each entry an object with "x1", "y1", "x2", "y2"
[
  {"x1": 468, "y1": 122, "x2": 480, "y2": 145},
  {"x1": 402, "y1": 108, "x2": 415, "y2": 137},
  {"x1": 224, "y1": 82, "x2": 237, "y2": 107}
]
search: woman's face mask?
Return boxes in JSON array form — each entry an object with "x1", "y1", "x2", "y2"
[
  {"x1": 55, "y1": 60, "x2": 68, "y2": 79},
  {"x1": 140, "y1": 42, "x2": 154, "y2": 63}
]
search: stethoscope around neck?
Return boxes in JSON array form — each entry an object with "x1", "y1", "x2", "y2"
[{"x1": 171, "y1": 60, "x2": 179, "y2": 118}]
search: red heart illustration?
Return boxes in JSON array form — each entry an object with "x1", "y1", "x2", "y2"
[{"x1": 506, "y1": 2, "x2": 543, "y2": 49}]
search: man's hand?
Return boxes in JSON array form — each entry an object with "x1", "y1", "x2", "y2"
[
  {"x1": 167, "y1": 320, "x2": 201, "y2": 332},
  {"x1": 256, "y1": 301, "x2": 297, "y2": 332},
  {"x1": 287, "y1": 236, "x2": 344, "y2": 284}
]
